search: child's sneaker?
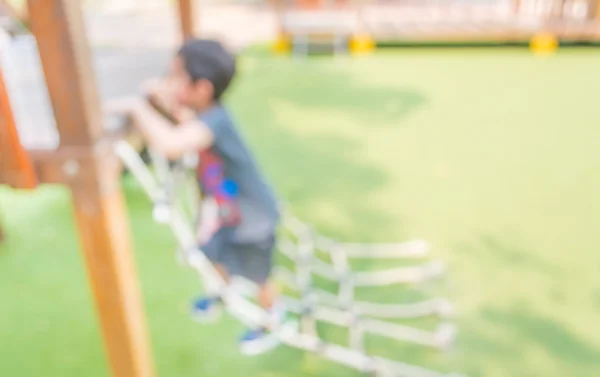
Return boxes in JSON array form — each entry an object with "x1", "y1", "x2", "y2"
[
  {"x1": 239, "y1": 302, "x2": 289, "y2": 356},
  {"x1": 190, "y1": 296, "x2": 222, "y2": 323}
]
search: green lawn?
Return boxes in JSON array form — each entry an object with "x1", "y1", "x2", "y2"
[{"x1": 2, "y1": 48, "x2": 600, "y2": 377}]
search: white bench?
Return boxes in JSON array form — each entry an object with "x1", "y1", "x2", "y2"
[{"x1": 281, "y1": 10, "x2": 358, "y2": 56}]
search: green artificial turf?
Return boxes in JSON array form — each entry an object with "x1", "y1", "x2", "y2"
[{"x1": 2, "y1": 48, "x2": 600, "y2": 377}]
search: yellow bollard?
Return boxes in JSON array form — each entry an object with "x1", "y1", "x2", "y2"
[
  {"x1": 349, "y1": 34, "x2": 375, "y2": 56},
  {"x1": 530, "y1": 32, "x2": 558, "y2": 55},
  {"x1": 272, "y1": 34, "x2": 291, "y2": 55}
]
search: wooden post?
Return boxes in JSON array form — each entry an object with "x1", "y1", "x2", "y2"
[
  {"x1": 513, "y1": 0, "x2": 521, "y2": 15},
  {"x1": 270, "y1": 0, "x2": 285, "y2": 35},
  {"x1": 178, "y1": 0, "x2": 195, "y2": 40},
  {"x1": 26, "y1": 1, "x2": 155, "y2": 377}
]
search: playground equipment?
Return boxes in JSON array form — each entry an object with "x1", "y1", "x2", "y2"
[
  {"x1": 273, "y1": 0, "x2": 373, "y2": 56},
  {"x1": 0, "y1": 1, "x2": 194, "y2": 376},
  {"x1": 1, "y1": 1, "x2": 461, "y2": 376},
  {"x1": 114, "y1": 138, "x2": 463, "y2": 376},
  {"x1": 273, "y1": 0, "x2": 600, "y2": 54},
  {"x1": 0, "y1": 64, "x2": 37, "y2": 189}
]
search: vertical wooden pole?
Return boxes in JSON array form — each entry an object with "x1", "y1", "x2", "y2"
[
  {"x1": 26, "y1": 1, "x2": 155, "y2": 377},
  {"x1": 270, "y1": 0, "x2": 285, "y2": 35},
  {"x1": 513, "y1": 0, "x2": 521, "y2": 16},
  {"x1": 69, "y1": 152, "x2": 155, "y2": 377},
  {"x1": 178, "y1": 0, "x2": 195, "y2": 40}
]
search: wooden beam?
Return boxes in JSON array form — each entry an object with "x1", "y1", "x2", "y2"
[
  {"x1": 0, "y1": 66, "x2": 37, "y2": 189},
  {"x1": 67, "y1": 144, "x2": 155, "y2": 377},
  {"x1": 25, "y1": 1, "x2": 155, "y2": 377},
  {"x1": 29, "y1": 128, "x2": 145, "y2": 185},
  {"x1": 26, "y1": 0, "x2": 103, "y2": 146},
  {"x1": 178, "y1": 0, "x2": 195, "y2": 40}
]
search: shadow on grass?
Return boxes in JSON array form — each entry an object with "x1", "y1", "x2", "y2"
[
  {"x1": 457, "y1": 233, "x2": 562, "y2": 277},
  {"x1": 229, "y1": 54, "x2": 428, "y2": 240},
  {"x1": 459, "y1": 304, "x2": 600, "y2": 377},
  {"x1": 452, "y1": 232, "x2": 600, "y2": 377},
  {"x1": 461, "y1": 306, "x2": 600, "y2": 377},
  {"x1": 483, "y1": 307, "x2": 600, "y2": 365}
]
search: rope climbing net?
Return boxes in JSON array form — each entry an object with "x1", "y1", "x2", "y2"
[{"x1": 114, "y1": 139, "x2": 465, "y2": 377}]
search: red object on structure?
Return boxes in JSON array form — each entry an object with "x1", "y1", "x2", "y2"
[{"x1": 0, "y1": 66, "x2": 37, "y2": 189}]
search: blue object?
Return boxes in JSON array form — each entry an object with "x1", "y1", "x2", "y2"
[
  {"x1": 221, "y1": 179, "x2": 239, "y2": 198},
  {"x1": 239, "y1": 328, "x2": 267, "y2": 343},
  {"x1": 191, "y1": 296, "x2": 219, "y2": 315}
]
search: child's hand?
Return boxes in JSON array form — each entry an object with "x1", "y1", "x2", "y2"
[
  {"x1": 141, "y1": 77, "x2": 195, "y2": 124},
  {"x1": 103, "y1": 96, "x2": 145, "y2": 117},
  {"x1": 141, "y1": 77, "x2": 178, "y2": 112}
]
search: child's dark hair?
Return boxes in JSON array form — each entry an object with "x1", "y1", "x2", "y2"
[{"x1": 177, "y1": 39, "x2": 236, "y2": 100}]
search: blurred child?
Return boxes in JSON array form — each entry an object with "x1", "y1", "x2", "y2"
[{"x1": 105, "y1": 39, "x2": 285, "y2": 355}]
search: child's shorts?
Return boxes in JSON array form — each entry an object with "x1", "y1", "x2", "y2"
[{"x1": 200, "y1": 226, "x2": 276, "y2": 285}]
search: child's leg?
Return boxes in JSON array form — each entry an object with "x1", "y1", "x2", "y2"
[
  {"x1": 214, "y1": 263, "x2": 231, "y2": 284},
  {"x1": 191, "y1": 229, "x2": 232, "y2": 321},
  {"x1": 235, "y1": 233, "x2": 292, "y2": 355},
  {"x1": 239, "y1": 277, "x2": 287, "y2": 355},
  {"x1": 257, "y1": 280, "x2": 278, "y2": 310}
]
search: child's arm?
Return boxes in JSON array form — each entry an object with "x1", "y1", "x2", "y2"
[
  {"x1": 196, "y1": 196, "x2": 219, "y2": 244},
  {"x1": 142, "y1": 77, "x2": 196, "y2": 124},
  {"x1": 105, "y1": 96, "x2": 213, "y2": 160}
]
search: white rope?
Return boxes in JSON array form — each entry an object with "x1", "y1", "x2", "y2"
[
  {"x1": 114, "y1": 140, "x2": 165, "y2": 201},
  {"x1": 274, "y1": 266, "x2": 452, "y2": 319},
  {"x1": 279, "y1": 236, "x2": 446, "y2": 286},
  {"x1": 319, "y1": 239, "x2": 431, "y2": 259},
  {"x1": 283, "y1": 213, "x2": 431, "y2": 259},
  {"x1": 114, "y1": 139, "x2": 464, "y2": 377},
  {"x1": 281, "y1": 296, "x2": 456, "y2": 350}
]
